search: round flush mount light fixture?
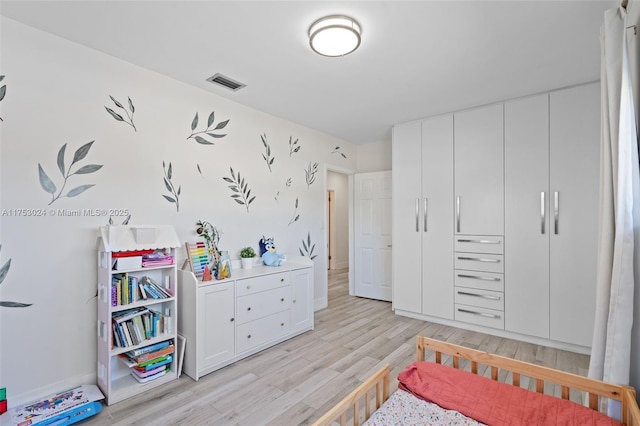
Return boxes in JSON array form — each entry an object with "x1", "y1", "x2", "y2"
[{"x1": 308, "y1": 15, "x2": 361, "y2": 57}]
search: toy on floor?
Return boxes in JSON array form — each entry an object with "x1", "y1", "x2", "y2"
[
  {"x1": 5, "y1": 384, "x2": 103, "y2": 426},
  {"x1": 261, "y1": 237, "x2": 286, "y2": 267}
]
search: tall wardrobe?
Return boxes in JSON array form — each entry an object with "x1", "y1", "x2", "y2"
[{"x1": 392, "y1": 82, "x2": 600, "y2": 349}]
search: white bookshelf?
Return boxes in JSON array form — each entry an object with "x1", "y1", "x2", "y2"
[{"x1": 96, "y1": 225, "x2": 181, "y2": 406}]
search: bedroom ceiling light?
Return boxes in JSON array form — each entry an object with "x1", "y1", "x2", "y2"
[{"x1": 309, "y1": 15, "x2": 361, "y2": 57}]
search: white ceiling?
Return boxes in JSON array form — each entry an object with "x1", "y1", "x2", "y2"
[{"x1": 0, "y1": 0, "x2": 616, "y2": 145}]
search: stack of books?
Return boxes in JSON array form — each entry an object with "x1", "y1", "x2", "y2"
[{"x1": 118, "y1": 340, "x2": 175, "y2": 383}]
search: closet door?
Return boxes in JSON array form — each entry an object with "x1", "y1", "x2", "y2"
[
  {"x1": 392, "y1": 121, "x2": 422, "y2": 313},
  {"x1": 421, "y1": 115, "x2": 454, "y2": 319},
  {"x1": 549, "y1": 83, "x2": 600, "y2": 347},
  {"x1": 454, "y1": 104, "x2": 504, "y2": 235},
  {"x1": 504, "y1": 93, "x2": 550, "y2": 338}
]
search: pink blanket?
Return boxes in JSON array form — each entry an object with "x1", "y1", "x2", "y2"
[{"x1": 398, "y1": 361, "x2": 621, "y2": 426}]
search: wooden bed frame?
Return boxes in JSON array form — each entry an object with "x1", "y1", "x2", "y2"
[{"x1": 312, "y1": 336, "x2": 640, "y2": 426}]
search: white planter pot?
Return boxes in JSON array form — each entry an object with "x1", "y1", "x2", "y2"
[{"x1": 241, "y1": 257, "x2": 254, "y2": 269}]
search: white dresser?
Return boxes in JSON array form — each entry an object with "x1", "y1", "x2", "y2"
[{"x1": 178, "y1": 260, "x2": 314, "y2": 380}]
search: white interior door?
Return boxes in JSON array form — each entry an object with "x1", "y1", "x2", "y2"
[{"x1": 354, "y1": 171, "x2": 392, "y2": 301}]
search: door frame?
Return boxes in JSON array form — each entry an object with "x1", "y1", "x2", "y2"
[{"x1": 323, "y1": 165, "x2": 355, "y2": 304}]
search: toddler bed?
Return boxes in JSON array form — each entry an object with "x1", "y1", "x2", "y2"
[{"x1": 312, "y1": 336, "x2": 640, "y2": 426}]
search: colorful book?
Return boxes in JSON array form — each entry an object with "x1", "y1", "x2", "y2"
[
  {"x1": 125, "y1": 339, "x2": 172, "y2": 358},
  {"x1": 133, "y1": 355, "x2": 172, "y2": 372},
  {"x1": 131, "y1": 344, "x2": 175, "y2": 364},
  {"x1": 130, "y1": 368, "x2": 167, "y2": 383},
  {"x1": 130, "y1": 365, "x2": 168, "y2": 378}
]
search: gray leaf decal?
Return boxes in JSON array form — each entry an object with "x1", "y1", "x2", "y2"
[
  {"x1": 0, "y1": 75, "x2": 4, "y2": 83},
  {"x1": 164, "y1": 177, "x2": 172, "y2": 192},
  {"x1": 167, "y1": 162, "x2": 173, "y2": 180},
  {"x1": 108, "y1": 217, "x2": 114, "y2": 225},
  {"x1": 162, "y1": 195, "x2": 176, "y2": 203},
  {"x1": 0, "y1": 259, "x2": 11, "y2": 285},
  {"x1": 234, "y1": 199, "x2": 245, "y2": 205},
  {"x1": 128, "y1": 97, "x2": 135, "y2": 113},
  {"x1": 0, "y1": 85, "x2": 5, "y2": 102},
  {"x1": 191, "y1": 113, "x2": 198, "y2": 131},
  {"x1": 122, "y1": 214, "x2": 131, "y2": 225},
  {"x1": 207, "y1": 133, "x2": 226, "y2": 138},
  {"x1": 299, "y1": 248, "x2": 304, "y2": 256},
  {"x1": 105, "y1": 107, "x2": 124, "y2": 122},
  {"x1": 57, "y1": 143, "x2": 67, "y2": 177},
  {"x1": 195, "y1": 136, "x2": 214, "y2": 145},
  {"x1": 71, "y1": 141, "x2": 94, "y2": 165},
  {"x1": 38, "y1": 164, "x2": 57, "y2": 194},
  {"x1": 207, "y1": 111, "x2": 215, "y2": 128},
  {"x1": 0, "y1": 302, "x2": 32, "y2": 308},
  {"x1": 197, "y1": 164, "x2": 203, "y2": 176},
  {"x1": 110, "y1": 95, "x2": 124, "y2": 109},
  {"x1": 214, "y1": 119, "x2": 229, "y2": 130},
  {"x1": 66, "y1": 184, "x2": 95, "y2": 198},
  {"x1": 74, "y1": 164, "x2": 103, "y2": 174}
]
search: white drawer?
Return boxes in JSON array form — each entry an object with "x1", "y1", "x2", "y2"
[
  {"x1": 454, "y1": 304, "x2": 504, "y2": 329},
  {"x1": 236, "y1": 272, "x2": 289, "y2": 297},
  {"x1": 454, "y1": 287, "x2": 504, "y2": 311},
  {"x1": 455, "y1": 235, "x2": 504, "y2": 254},
  {"x1": 455, "y1": 252, "x2": 504, "y2": 273},
  {"x1": 236, "y1": 286, "x2": 290, "y2": 324},
  {"x1": 236, "y1": 310, "x2": 290, "y2": 353},
  {"x1": 454, "y1": 270, "x2": 504, "y2": 292}
]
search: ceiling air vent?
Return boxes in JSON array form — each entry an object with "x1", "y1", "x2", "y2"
[{"x1": 206, "y1": 73, "x2": 246, "y2": 92}]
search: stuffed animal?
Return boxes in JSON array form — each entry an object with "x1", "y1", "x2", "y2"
[{"x1": 261, "y1": 237, "x2": 286, "y2": 267}]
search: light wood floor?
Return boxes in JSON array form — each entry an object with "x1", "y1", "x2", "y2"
[{"x1": 90, "y1": 269, "x2": 589, "y2": 425}]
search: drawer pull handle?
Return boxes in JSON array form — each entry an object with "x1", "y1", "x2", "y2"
[
  {"x1": 230, "y1": 318, "x2": 234, "y2": 322},
  {"x1": 280, "y1": 278, "x2": 284, "y2": 282},
  {"x1": 457, "y1": 239, "x2": 500, "y2": 244},
  {"x1": 457, "y1": 256, "x2": 500, "y2": 263},
  {"x1": 247, "y1": 334, "x2": 251, "y2": 339},
  {"x1": 457, "y1": 308, "x2": 501, "y2": 320},
  {"x1": 457, "y1": 274, "x2": 501, "y2": 282},
  {"x1": 281, "y1": 298, "x2": 285, "y2": 302},
  {"x1": 293, "y1": 299, "x2": 297, "y2": 303},
  {"x1": 457, "y1": 291, "x2": 501, "y2": 301},
  {"x1": 247, "y1": 307, "x2": 251, "y2": 311},
  {"x1": 247, "y1": 285, "x2": 251, "y2": 290},
  {"x1": 281, "y1": 322, "x2": 284, "y2": 326}
]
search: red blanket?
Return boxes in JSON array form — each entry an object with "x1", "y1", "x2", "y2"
[{"x1": 398, "y1": 361, "x2": 621, "y2": 426}]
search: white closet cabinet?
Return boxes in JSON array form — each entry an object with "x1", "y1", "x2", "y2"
[
  {"x1": 392, "y1": 115, "x2": 454, "y2": 319},
  {"x1": 454, "y1": 104, "x2": 504, "y2": 236},
  {"x1": 548, "y1": 83, "x2": 600, "y2": 346},
  {"x1": 504, "y1": 93, "x2": 551, "y2": 338},
  {"x1": 504, "y1": 83, "x2": 599, "y2": 347}
]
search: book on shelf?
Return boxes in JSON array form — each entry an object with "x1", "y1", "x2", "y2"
[
  {"x1": 140, "y1": 276, "x2": 172, "y2": 298},
  {"x1": 130, "y1": 364, "x2": 168, "y2": 379},
  {"x1": 118, "y1": 343, "x2": 175, "y2": 367},
  {"x1": 125, "y1": 340, "x2": 172, "y2": 358},
  {"x1": 133, "y1": 354, "x2": 172, "y2": 372},
  {"x1": 130, "y1": 367, "x2": 168, "y2": 384}
]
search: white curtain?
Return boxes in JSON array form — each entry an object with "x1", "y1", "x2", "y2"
[{"x1": 589, "y1": 5, "x2": 640, "y2": 420}]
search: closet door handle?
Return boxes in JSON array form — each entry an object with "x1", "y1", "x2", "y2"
[
  {"x1": 457, "y1": 256, "x2": 500, "y2": 263},
  {"x1": 456, "y1": 196, "x2": 461, "y2": 233},
  {"x1": 541, "y1": 192, "x2": 546, "y2": 234},
  {"x1": 554, "y1": 191, "x2": 559, "y2": 235},
  {"x1": 456, "y1": 291, "x2": 501, "y2": 301},
  {"x1": 415, "y1": 198, "x2": 420, "y2": 232},
  {"x1": 423, "y1": 198, "x2": 428, "y2": 232},
  {"x1": 456, "y1": 274, "x2": 501, "y2": 282},
  {"x1": 457, "y1": 308, "x2": 501, "y2": 320}
]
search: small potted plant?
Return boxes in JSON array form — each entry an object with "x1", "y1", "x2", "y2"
[{"x1": 240, "y1": 246, "x2": 256, "y2": 269}]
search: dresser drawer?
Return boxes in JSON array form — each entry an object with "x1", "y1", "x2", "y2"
[
  {"x1": 236, "y1": 272, "x2": 289, "y2": 297},
  {"x1": 455, "y1": 253, "x2": 504, "y2": 273},
  {"x1": 454, "y1": 270, "x2": 504, "y2": 292},
  {"x1": 455, "y1": 235, "x2": 503, "y2": 254},
  {"x1": 236, "y1": 286, "x2": 290, "y2": 324},
  {"x1": 454, "y1": 304, "x2": 504, "y2": 329},
  {"x1": 236, "y1": 310, "x2": 290, "y2": 354},
  {"x1": 454, "y1": 287, "x2": 504, "y2": 311}
]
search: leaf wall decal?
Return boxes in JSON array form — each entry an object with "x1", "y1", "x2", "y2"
[
  {"x1": 162, "y1": 161, "x2": 180, "y2": 212},
  {"x1": 105, "y1": 107, "x2": 124, "y2": 122},
  {"x1": 0, "y1": 302, "x2": 33, "y2": 308},
  {"x1": 38, "y1": 164, "x2": 57, "y2": 194},
  {"x1": 105, "y1": 95, "x2": 136, "y2": 131},
  {"x1": 191, "y1": 113, "x2": 199, "y2": 131},
  {"x1": 74, "y1": 164, "x2": 103, "y2": 174},
  {"x1": 187, "y1": 110, "x2": 229, "y2": 144},
  {"x1": 0, "y1": 258, "x2": 11, "y2": 285},
  {"x1": 71, "y1": 141, "x2": 94, "y2": 165},
  {"x1": 66, "y1": 184, "x2": 95, "y2": 198},
  {"x1": 222, "y1": 167, "x2": 255, "y2": 213},
  {"x1": 56, "y1": 144, "x2": 67, "y2": 177}
]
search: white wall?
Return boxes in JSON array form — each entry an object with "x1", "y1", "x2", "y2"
[
  {"x1": 327, "y1": 171, "x2": 349, "y2": 269},
  {"x1": 356, "y1": 140, "x2": 391, "y2": 173},
  {"x1": 0, "y1": 17, "x2": 358, "y2": 405}
]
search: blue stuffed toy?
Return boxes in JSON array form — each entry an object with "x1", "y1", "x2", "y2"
[{"x1": 261, "y1": 237, "x2": 286, "y2": 267}]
